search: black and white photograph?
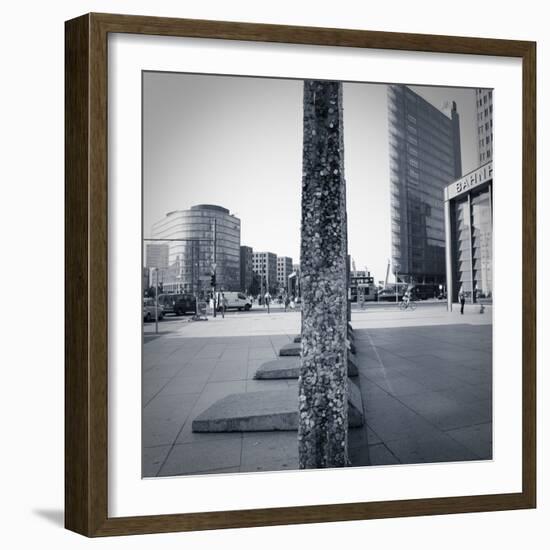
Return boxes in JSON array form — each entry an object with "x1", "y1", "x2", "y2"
[{"x1": 141, "y1": 72, "x2": 494, "y2": 478}]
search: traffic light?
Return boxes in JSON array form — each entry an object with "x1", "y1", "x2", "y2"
[{"x1": 210, "y1": 274, "x2": 216, "y2": 287}]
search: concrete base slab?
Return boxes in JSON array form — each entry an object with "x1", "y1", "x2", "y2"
[
  {"x1": 296, "y1": 333, "x2": 353, "y2": 345},
  {"x1": 279, "y1": 342, "x2": 301, "y2": 356},
  {"x1": 192, "y1": 383, "x2": 364, "y2": 432},
  {"x1": 257, "y1": 356, "x2": 357, "y2": 378},
  {"x1": 347, "y1": 354, "x2": 358, "y2": 376},
  {"x1": 255, "y1": 358, "x2": 300, "y2": 379},
  {"x1": 348, "y1": 378, "x2": 364, "y2": 427}
]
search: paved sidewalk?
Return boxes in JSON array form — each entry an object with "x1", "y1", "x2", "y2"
[{"x1": 142, "y1": 305, "x2": 492, "y2": 477}]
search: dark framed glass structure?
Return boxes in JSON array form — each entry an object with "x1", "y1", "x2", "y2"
[
  {"x1": 444, "y1": 161, "x2": 493, "y2": 305},
  {"x1": 387, "y1": 85, "x2": 462, "y2": 285}
]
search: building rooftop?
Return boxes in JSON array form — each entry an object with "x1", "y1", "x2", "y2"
[{"x1": 166, "y1": 204, "x2": 232, "y2": 217}]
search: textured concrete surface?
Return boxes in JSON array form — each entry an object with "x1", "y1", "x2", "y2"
[
  {"x1": 256, "y1": 355, "x2": 357, "y2": 378},
  {"x1": 279, "y1": 342, "x2": 301, "y2": 356},
  {"x1": 192, "y1": 380, "x2": 364, "y2": 432},
  {"x1": 192, "y1": 390, "x2": 299, "y2": 432},
  {"x1": 298, "y1": 80, "x2": 349, "y2": 468},
  {"x1": 255, "y1": 358, "x2": 300, "y2": 379}
]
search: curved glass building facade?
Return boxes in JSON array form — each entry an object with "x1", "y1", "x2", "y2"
[
  {"x1": 387, "y1": 85, "x2": 462, "y2": 286},
  {"x1": 150, "y1": 204, "x2": 241, "y2": 294}
]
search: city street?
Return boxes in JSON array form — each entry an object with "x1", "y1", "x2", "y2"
[{"x1": 142, "y1": 304, "x2": 492, "y2": 477}]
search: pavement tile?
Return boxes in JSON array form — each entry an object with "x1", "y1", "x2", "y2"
[
  {"x1": 368, "y1": 374, "x2": 431, "y2": 396},
  {"x1": 143, "y1": 377, "x2": 172, "y2": 404},
  {"x1": 364, "y1": 399, "x2": 443, "y2": 442},
  {"x1": 401, "y1": 354, "x2": 458, "y2": 370},
  {"x1": 446, "y1": 422, "x2": 493, "y2": 459},
  {"x1": 384, "y1": 432, "x2": 480, "y2": 464},
  {"x1": 143, "y1": 362, "x2": 186, "y2": 378},
  {"x1": 367, "y1": 444, "x2": 400, "y2": 466},
  {"x1": 437, "y1": 382, "x2": 492, "y2": 404},
  {"x1": 400, "y1": 369, "x2": 463, "y2": 392},
  {"x1": 142, "y1": 311, "x2": 493, "y2": 475},
  {"x1": 245, "y1": 379, "x2": 293, "y2": 392},
  {"x1": 142, "y1": 413, "x2": 191, "y2": 448},
  {"x1": 175, "y1": 424, "x2": 243, "y2": 444},
  {"x1": 209, "y1": 361, "x2": 249, "y2": 382},
  {"x1": 397, "y1": 392, "x2": 492, "y2": 431},
  {"x1": 158, "y1": 437, "x2": 243, "y2": 476},
  {"x1": 142, "y1": 445, "x2": 172, "y2": 477},
  {"x1": 450, "y1": 367, "x2": 492, "y2": 386},
  {"x1": 156, "y1": 376, "x2": 208, "y2": 396},
  {"x1": 189, "y1": 380, "x2": 247, "y2": 417},
  {"x1": 241, "y1": 432, "x2": 298, "y2": 472},
  {"x1": 219, "y1": 349, "x2": 249, "y2": 361},
  {"x1": 248, "y1": 348, "x2": 277, "y2": 360}
]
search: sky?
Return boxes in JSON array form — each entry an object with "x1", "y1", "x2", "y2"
[{"x1": 143, "y1": 72, "x2": 478, "y2": 283}]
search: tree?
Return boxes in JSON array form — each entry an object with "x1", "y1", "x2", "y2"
[{"x1": 298, "y1": 80, "x2": 349, "y2": 468}]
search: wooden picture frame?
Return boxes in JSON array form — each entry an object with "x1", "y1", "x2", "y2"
[{"x1": 65, "y1": 12, "x2": 536, "y2": 537}]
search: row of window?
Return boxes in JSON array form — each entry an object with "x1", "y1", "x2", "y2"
[{"x1": 388, "y1": 101, "x2": 453, "y2": 138}]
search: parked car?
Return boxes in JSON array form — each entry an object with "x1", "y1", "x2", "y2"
[
  {"x1": 409, "y1": 284, "x2": 438, "y2": 300},
  {"x1": 216, "y1": 291, "x2": 252, "y2": 311},
  {"x1": 143, "y1": 298, "x2": 164, "y2": 322},
  {"x1": 157, "y1": 293, "x2": 196, "y2": 316},
  {"x1": 377, "y1": 288, "x2": 404, "y2": 301},
  {"x1": 378, "y1": 282, "x2": 412, "y2": 301}
]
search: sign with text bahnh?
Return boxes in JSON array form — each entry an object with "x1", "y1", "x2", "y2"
[{"x1": 446, "y1": 161, "x2": 493, "y2": 200}]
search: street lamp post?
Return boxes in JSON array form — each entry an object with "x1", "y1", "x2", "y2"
[
  {"x1": 154, "y1": 267, "x2": 159, "y2": 334},
  {"x1": 212, "y1": 220, "x2": 217, "y2": 318},
  {"x1": 395, "y1": 270, "x2": 399, "y2": 304}
]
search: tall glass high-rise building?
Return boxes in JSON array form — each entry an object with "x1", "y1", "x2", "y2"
[
  {"x1": 387, "y1": 85, "x2": 462, "y2": 286},
  {"x1": 476, "y1": 88, "x2": 493, "y2": 165},
  {"x1": 150, "y1": 204, "x2": 241, "y2": 294}
]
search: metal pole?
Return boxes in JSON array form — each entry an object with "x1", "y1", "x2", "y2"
[
  {"x1": 395, "y1": 270, "x2": 399, "y2": 303},
  {"x1": 192, "y1": 241, "x2": 200, "y2": 318},
  {"x1": 212, "y1": 220, "x2": 217, "y2": 318},
  {"x1": 155, "y1": 268, "x2": 159, "y2": 334},
  {"x1": 444, "y1": 195, "x2": 453, "y2": 312},
  {"x1": 467, "y1": 193, "x2": 475, "y2": 304}
]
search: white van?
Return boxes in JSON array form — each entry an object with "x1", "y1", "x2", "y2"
[{"x1": 217, "y1": 292, "x2": 252, "y2": 311}]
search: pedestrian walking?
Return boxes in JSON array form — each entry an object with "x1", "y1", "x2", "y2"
[
  {"x1": 264, "y1": 291, "x2": 271, "y2": 314},
  {"x1": 459, "y1": 286, "x2": 466, "y2": 315},
  {"x1": 284, "y1": 294, "x2": 290, "y2": 311},
  {"x1": 220, "y1": 292, "x2": 227, "y2": 318}
]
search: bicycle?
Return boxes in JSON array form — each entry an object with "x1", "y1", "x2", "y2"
[{"x1": 399, "y1": 299, "x2": 416, "y2": 311}]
